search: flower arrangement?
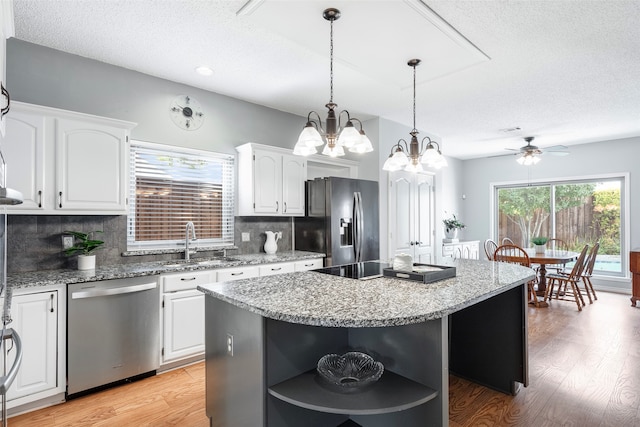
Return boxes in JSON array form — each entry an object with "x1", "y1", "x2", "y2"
[
  {"x1": 531, "y1": 236, "x2": 548, "y2": 246},
  {"x1": 63, "y1": 231, "x2": 105, "y2": 256},
  {"x1": 443, "y1": 214, "x2": 465, "y2": 233}
]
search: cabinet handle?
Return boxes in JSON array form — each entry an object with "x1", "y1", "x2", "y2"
[
  {"x1": 275, "y1": 201, "x2": 279, "y2": 212},
  {"x1": 38, "y1": 190, "x2": 42, "y2": 208},
  {"x1": 180, "y1": 277, "x2": 197, "y2": 281},
  {"x1": 231, "y1": 272, "x2": 243, "y2": 276},
  {"x1": 409, "y1": 241, "x2": 415, "y2": 246},
  {"x1": 271, "y1": 267, "x2": 282, "y2": 271},
  {"x1": 283, "y1": 202, "x2": 287, "y2": 213},
  {"x1": 50, "y1": 294, "x2": 55, "y2": 313},
  {"x1": 58, "y1": 191, "x2": 63, "y2": 208}
]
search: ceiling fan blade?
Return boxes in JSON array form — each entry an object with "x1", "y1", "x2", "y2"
[
  {"x1": 545, "y1": 151, "x2": 570, "y2": 156},
  {"x1": 544, "y1": 145, "x2": 569, "y2": 151}
]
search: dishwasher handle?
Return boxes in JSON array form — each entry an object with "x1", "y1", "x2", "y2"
[
  {"x1": 71, "y1": 282, "x2": 157, "y2": 300},
  {"x1": 0, "y1": 328, "x2": 23, "y2": 394}
]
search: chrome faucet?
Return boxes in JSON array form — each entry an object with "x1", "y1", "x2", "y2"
[{"x1": 185, "y1": 222, "x2": 197, "y2": 261}]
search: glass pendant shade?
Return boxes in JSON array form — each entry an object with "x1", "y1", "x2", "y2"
[
  {"x1": 337, "y1": 122, "x2": 362, "y2": 148},
  {"x1": 404, "y1": 159, "x2": 424, "y2": 173},
  {"x1": 420, "y1": 145, "x2": 440, "y2": 165},
  {"x1": 517, "y1": 153, "x2": 541, "y2": 165},
  {"x1": 297, "y1": 124, "x2": 324, "y2": 147},
  {"x1": 350, "y1": 132, "x2": 374, "y2": 153},
  {"x1": 322, "y1": 143, "x2": 345, "y2": 157},
  {"x1": 293, "y1": 143, "x2": 317, "y2": 156}
]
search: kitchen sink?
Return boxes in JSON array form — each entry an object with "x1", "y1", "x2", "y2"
[{"x1": 162, "y1": 258, "x2": 238, "y2": 268}]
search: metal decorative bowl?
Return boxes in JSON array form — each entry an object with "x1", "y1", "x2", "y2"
[{"x1": 316, "y1": 351, "x2": 384, "y2": 392}]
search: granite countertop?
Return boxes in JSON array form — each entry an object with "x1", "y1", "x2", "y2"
[
  {"x1": 198, "y1": 259, "x2": 536, "y2": 328},
  {"x1": 7, "y1": 251, "x2": 324, "y2": 290}
]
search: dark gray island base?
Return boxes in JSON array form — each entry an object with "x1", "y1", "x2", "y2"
[{"x1": 199, "y1": 259, "x2": 535, "y2": 427}]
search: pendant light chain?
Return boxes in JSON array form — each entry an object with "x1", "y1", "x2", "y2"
[
  {"x1": 412, "y1": 63, "x2": 417, "y2": 132},
  {"x1": 329, "y1": 17, "x2": 334, "y2": 104}
]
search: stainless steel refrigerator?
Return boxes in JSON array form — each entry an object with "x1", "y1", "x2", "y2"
[
  {"x1": 0, "y1": 149, "x2": 24, "y2": 426},
  {"x1": 295, "y1": 177, "x2": 379, "y2": 266}
]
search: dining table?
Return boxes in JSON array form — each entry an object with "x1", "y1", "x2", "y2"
[{"x1": 525, "y1": 248, "x2": 579, "y2": 296}]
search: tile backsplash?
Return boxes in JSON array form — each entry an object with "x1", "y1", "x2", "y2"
[{"x1": 7, "y1": 215, "x2": 295, "y2": 273}]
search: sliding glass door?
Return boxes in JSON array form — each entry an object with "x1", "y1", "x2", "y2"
[{"x1": 496, "y1": 177, "x2": 623, "y2": 276}]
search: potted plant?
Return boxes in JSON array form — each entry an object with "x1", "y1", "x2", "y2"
[
  {"x1": 531, "y1": 236, "x2": 548, "y2": 254},
  {"x1": 64, "y1": 230, "x2": 104, "y2": 270},
  {"x1": 443, "y1": 214, "x2": 465, "y2": 239}
]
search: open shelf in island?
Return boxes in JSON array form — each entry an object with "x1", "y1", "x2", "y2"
[{"x1": 268, "y1": 369, "x2": 438, "y2": 415}]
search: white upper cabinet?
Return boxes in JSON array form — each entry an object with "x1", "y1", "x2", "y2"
[
  {"x1": 3, "y1": 102, "x2": 136, "y2": 214},
  {"x1": 236, "y1": 143, "x2": 306, "y2": 216},
  {"x1": 0, "y1": 0, "x2": 13, "y2": 137},
  {"x1": 56, "y1": 117, "x2": 129, "y2": 211}
]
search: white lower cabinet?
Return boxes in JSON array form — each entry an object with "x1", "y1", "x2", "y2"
[
  {"x1": 160, "y1": 259, "x2": 322, "y2": 368},
  {"x1": 160, "y1": 270, "x2": 214, "y2": 366},
  {"x1": 5, "y1": 287, "x2": 66, "y2": 411}
]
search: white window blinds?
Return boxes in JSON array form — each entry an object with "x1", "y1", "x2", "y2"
[{"x1": 128, "y1": 141, "x2": 235, "y2": 250}]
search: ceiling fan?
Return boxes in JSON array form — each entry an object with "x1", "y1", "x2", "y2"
[{"x1": 505, "y1": 136, "x2": 569, "y2": 165}]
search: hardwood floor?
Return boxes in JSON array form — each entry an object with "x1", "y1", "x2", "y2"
[{"x1": 9, "y1": 291, "x2": 640, "y2": 426}]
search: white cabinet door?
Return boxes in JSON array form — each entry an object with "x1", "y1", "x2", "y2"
[
  {"x1": 236, "y1": 143, "x2": 306, "y2": 217},
  {"x1": 3, "y1": 110, "x2": 47, "y2": 210},
  {"x1": 253, "y1": 149, "x2": 281, "y2": 214},
  {"x1": 56, "y1": 117, "x2": 128, "y2": 212},
  {"x1": 6, "y1": 291, "x2": 58, "y2": 402},
  {"x1": 281, "y1": 154, "x2": 305, "y2": 215},
  {"x1": 389, "y1": 171, "x2": 434, "y2": 264},
  {"x1": 162, "y1": 289, "x2": 205, "y2": 364}
]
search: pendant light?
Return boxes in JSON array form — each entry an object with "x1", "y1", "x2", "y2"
[
  {"x1": 293, "y1": 8, "x2": 373, "y2": 158},
  {"x1": 382, "y1": 59, "x2": 447, "y2": 172}
]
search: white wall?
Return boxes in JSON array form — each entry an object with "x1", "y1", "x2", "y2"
[{"x1": 461, "y1": 137, "x2": 640, "y2": 292}]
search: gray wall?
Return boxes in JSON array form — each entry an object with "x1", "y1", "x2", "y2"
[
  {"x1": 4, "y1": 39, "x2": 379, "y2": 271},
  {"x1": 461, "y1": 137, "x2": 638, "y2": 292}
]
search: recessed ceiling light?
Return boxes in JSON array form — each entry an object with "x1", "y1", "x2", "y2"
[{"x1": 195, "y1": 66, "x2": 214, "y2": 76}]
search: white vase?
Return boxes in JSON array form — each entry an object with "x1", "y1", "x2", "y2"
[
  {"x1": 264, "y1": 231, "x2": 280, "y2": 255},
  {"x1": 78, "y1": 254, "x2": 96, "y2": 270},
  {"x1": 534, "y1": 244, "x2": 546, "y2": 254},
  {"x1": 445, "y1": 229, "x2": 458, "y2": 240}
]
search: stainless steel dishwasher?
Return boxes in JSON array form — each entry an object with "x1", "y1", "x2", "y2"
[{"x1": 67, "y1": 275, "x2": 160, "y2": 398}]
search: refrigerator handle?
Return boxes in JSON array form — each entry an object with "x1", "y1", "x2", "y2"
[
  {"x1": 354, "y1": 192, "x2": 364, "y2": 262},
  {"x1": 0, "y1": 328, "x2": 23, "y2": 394}
]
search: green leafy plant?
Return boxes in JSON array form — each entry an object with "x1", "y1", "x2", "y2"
[
  {"x1": 531, "y1": 236, "x2": 548, "y2": 245},
  {"x1": 443, "y1": 214, "x2": 465, "y2": 232},
  {"x1": 63, "y1": 231, "x2": 105, "y2": 256}
]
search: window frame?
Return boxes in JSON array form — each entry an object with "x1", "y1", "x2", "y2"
[
  {"x1": 490, "y1": 172, "x2": 629, "y2": 278},
  {"x1": 127, "y1": 140, "x2": 235, "y2": 251}
]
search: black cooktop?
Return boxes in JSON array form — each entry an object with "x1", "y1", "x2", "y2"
[{"x1": 313, "y1": 261, "x2": 391, "y2": 280}]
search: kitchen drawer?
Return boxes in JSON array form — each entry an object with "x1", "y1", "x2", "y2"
[
  {"x1": 217, "y1": 266, "x2": 259, "y2": 282},
  {"x1": 259, "y1": 262, "x2": 295, "y2": 277},
  {"x1": 162, "y1": 270, "x2": 216, "y2": 292},
  {"x1": 294, "y1": 258, "x2": 324, "y2": 272}
]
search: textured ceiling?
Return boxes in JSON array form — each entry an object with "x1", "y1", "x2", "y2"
[{"x1": 11, "y1": 0, "x2": 640, "y2": 160}]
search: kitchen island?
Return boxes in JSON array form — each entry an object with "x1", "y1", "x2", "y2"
[{"x1": 198, "y1": 259, "x2": 535, "y2": 427}]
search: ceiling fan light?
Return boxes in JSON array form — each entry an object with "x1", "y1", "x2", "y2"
[{"x1": 297, "y1": 123, "x2": 324, "y2": 147}]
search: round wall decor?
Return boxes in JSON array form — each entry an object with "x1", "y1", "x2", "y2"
[{"x1": 170, "y1": 95, "x2": 204, "y2": 130}]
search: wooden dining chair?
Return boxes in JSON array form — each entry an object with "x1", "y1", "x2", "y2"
[
  {"x1": 484, "y1": 239, "x2": 498, "y2": 261},
  {"x1": 545, "y1": 238, "x2": 569, "y2": 273},
  {"x1": 501, "y1": 237, "x2": 515, "y2": 245},
  {"x1": 579, "y1": 242, "x2": 600, "y2": 304},
  {"x1": 544, "y1": 244, "x2": 589, "y2": 311},
  {"x1": 494, "y1": 244, "x2": 539, "y2": 307}
]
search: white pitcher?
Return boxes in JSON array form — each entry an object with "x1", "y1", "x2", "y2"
[{"x1": 264, "y1": 231, "x2": 280, "y2": 254}]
